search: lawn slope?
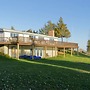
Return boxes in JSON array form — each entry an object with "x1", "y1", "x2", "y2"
[{"x1": 0, "y1": 54, "x2": 90, "y2": 90}]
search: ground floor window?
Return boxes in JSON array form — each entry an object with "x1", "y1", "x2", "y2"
[
  {"x1": 37, "y1": 48, "x2": 39, "y2": 56},
  {"x1": 40, "y1": 48, "x2": 42, "y2": 56},
  {"x1": 11, "y1": 46, "x2": 16, "y2": 58},
  {"x1": 35, "y1": 47, "x2": 43, "y2": 57}
]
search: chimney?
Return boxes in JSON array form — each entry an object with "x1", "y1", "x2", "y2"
[{"x1": 48, "y1": 30, "x2": 54, "y2": 37}]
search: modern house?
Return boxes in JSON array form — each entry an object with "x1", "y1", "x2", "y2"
[{"x1": 0, "y1": 28, "x2": 78, "y2": 59}]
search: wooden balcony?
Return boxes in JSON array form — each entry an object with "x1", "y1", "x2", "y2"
[
  {"x1": 0, "y1": 37, "x2": 78, "y2": 48},
  {"x1": 0, "y1": 37, "x2": 11, "y2": 44},
  {"x1": 34, "y1": 40, "x2": 78, "y2": 48}
]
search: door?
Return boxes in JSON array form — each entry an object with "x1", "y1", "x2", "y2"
[
  {"x1": 11, "y1": 46, "x2": 16, "y2": 58},
  {"x1": 35, "y1": 47, "x2": 43, "y2": 57}
]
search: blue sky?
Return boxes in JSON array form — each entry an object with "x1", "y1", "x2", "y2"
[{"x1": 0, "y1": 0, "x2": 90, "y2": 50}]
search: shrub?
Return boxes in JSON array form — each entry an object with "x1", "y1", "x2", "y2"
[{"x1": 0, "y1": 52, "x2": 10, "y2": 58}]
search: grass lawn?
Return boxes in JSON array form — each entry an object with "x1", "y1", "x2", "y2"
[{"x1": 0, "y1": 54, "x2": 90, "y2": 90}]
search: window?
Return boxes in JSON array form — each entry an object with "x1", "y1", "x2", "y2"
[
  {"x1": 0, "y1": 32, "x2": 4, "y2": 37},
  {"x1": 40, "y1": 48, "x2": 42, "y2": 56},
  {"x1": 37, "y1": 48, "x2": 39, "y2": 56},
  {"x1": 39, "y1": 36, "x2": 44, "y2": 40},
  {"x1": 11, "y1": 33, "x2": 18, "y2": 37}
]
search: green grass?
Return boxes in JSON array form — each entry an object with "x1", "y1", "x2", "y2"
[{"x1": 0, "y1": 54, "x2": 90, "y2": 90}]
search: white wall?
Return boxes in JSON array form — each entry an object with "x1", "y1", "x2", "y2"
[
  {"x1": 0, "y1": 46, "x2": 4, "y2": 53},
  {"x1": 4, "y1": 45, "x2": 9, "y2": 54},
  {"x1": 19, "y1": 46, "x2": 30, "y2": 55},
  {"x1": 4, "y1": 32, "x2": 10, "y2": 37},
  {"x1": 19, "y1": 34, "x2": 23, "y2": 37},
  {"x1": 4, "y1": 45, "x2": 57, "y2": 58},
  {"x1": 44, "y1": 47, "x2": 57, "y2": 57},
  {"x1": 23, "y1": 34, "x2": 29, "y2": 37}
]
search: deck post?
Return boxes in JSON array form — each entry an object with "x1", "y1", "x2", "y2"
[
  {"x1": 8, "y1": 45, "x2": 9, "y2": 56},
  {"x1": 17, "y1": 42, "x2": 19, "y2": 59},
  {"x1": 55, "y1": 46, "x2": 57, "y2": 56},
  {"x1": 52, "y1": 47, "x2": 53, "y2": 57},
  {"x1": 32, "y1": 45, "x2": 34, "y2": 59},
  {"x1": 71, "y1": 48, "x2": 73, "y2": 56},
  {"x1": 77, "y1": 47, "x2": 79, "y2": 56},
  {"x1": 64, "y1": 47, "x2": 65, "y2": 57},
  {"x1": 44, "y1": 46, "x2": 47, "y2": 58}
]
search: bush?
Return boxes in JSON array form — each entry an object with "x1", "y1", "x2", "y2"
[{"x1": 0, "y1": 52, "x2": 10, "y2": 58}]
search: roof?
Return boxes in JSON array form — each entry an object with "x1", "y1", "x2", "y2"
[{"x1": 1, "y1": 28, "x2": 58, "y2": 39}]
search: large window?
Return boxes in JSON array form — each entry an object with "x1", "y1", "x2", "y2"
[
  {"x1": 40, "y1": 48, "x2": 42, "y2": 56},
  {"x1": 0, "y1": 32, "x2": 4, "y2": 41},
  {"x1": 0, "y1": 31, "x2": 4, "y2": 37},
  {"x1": 11, "y1": 33, "x2": 18, "y2": 37},
  {"x1": 39, "y1": 36, "x2": 44, "y2": 40},
  {"x1": 35, "y1": 48, "x2": 43, "y2": 56},
  {"x1": 37, "y1": 48, "x2": 39, "y2": 56}
]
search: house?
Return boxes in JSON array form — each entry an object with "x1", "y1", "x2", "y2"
[{"x1": 0, "y1": 28, "x2": 78, "y2": 59}]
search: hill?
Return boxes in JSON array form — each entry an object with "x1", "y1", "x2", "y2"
[{"x1": 0, "y1": 54, "x2": 90, "y2": 90}]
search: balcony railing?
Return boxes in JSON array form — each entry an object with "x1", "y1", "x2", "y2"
[
  {"x1": 0, "y1": 37, "x2": 78, "y2": 48},
  {"x1": 34, "y1": 40, "x2": 78, "y2": 48}
]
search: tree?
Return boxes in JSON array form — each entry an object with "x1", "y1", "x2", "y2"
[
  {"x1": 27, "y1": 29, "x2": 33, "y2": 33},
  {"x1": 39, "y1": 21, "x2": 55, "y2": 35},
  {"x1": 56, "y1": 17, "x2": 71, "y2": 42},
  {"x1": 47, "y1": 21, "x2": 55, "y2": 31},
  {"x1": 26, "y1": 29, "x2": 38, "y2": 34},
  {"x1": 87, "y1": 40, "x2": 90, "y2": 53},
  {"x1": 39, "y1": 28, "x2": 46, "y2": 34},
  {"x1": 54, "y1": 28, "x2": 61, "y2": 37},
  {"x1": 11, "y1": 26, "x2": 15, "y2": 30},
  {"x1": 33, "y1": 30, "x2": 38, "y2": 33},
  {"x1": 39, "y1": 17, "x2": 71, "y2": 42}
]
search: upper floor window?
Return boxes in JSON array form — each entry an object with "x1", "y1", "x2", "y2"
[
  {"x1": 0, "y1": 31, "x2": 4, "y2": 37},
  {"x1": 11, "y1": 33, "x2": 18, "y2": 38},
  {"x1": 39, "y1": 36, "x2": 44, "y2": 40}
]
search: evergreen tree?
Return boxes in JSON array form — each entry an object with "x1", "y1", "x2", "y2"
[
  {"x1": 27, "y1": 29, "x2": 33, "y2": 33},
  {"x1": 11, "y1": 26, "x2": 15, "y2": 30},
  {"x1": 56, "y1": 17, "x2": 71, "y2": 42},
  {"x1": 87, "y1": 40, "x2": 90, "y2": 53},
  {"x1": 39, "y1": 21, "x2": 55, "y2": 35},
  {"x1": 39, "y1": 17, "x2": 71, "y2": 42}
]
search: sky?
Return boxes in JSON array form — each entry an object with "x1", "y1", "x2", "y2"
[{"x1": 0, "y1": 0, "x2": 90, "y2": 50}]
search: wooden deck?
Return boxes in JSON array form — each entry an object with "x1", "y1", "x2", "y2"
[{"x1": 0, "y1": 37, "x2": 78, "y2": 48}]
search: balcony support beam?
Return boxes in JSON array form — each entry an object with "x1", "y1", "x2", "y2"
[
  {"x1": 55, "y1": 46, "x2": 57, "y2": 56},
  {"x1": 17, "y1": 42, "x2": 19, "y2": 60},
  {"x1": 64, "y1": 47, "x2": 65, "y2": 57},
  {"x1": 71, "y1": 48, "x2": 73, "y2": 56},
  {"x1": 77, "y1": 47, "x2": 79, "y2": 56},
  {"x1": 52, "y1": 47, "x2": 53, "y2": 57},
  {"x1": 44, "y1": 46, "x2": 47, "y2": 58}
]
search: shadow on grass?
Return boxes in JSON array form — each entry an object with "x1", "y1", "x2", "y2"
[
  {"x1": 1, "y1": 54, "x2": 90, "y2": 74},
  {"x1": 24, "y1": 59, "x2": 90, "y2": 74},
  {"x1": 22, "y1": 54, "x2": 90, "y2": 74}
]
